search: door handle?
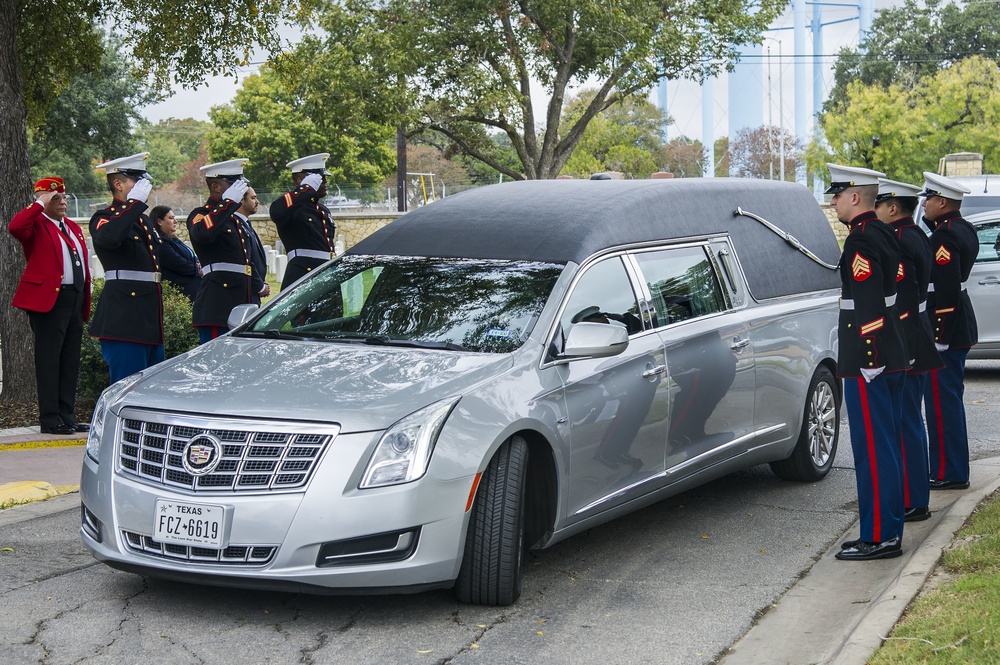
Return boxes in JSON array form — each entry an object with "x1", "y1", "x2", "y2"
[
  {"x1": 730, "y1": 337, "x2": 751, "y2": 351},
  {"x1": 642, "y1": 364, "x2": 667, "y2": 378},
  {"x1": 979, "y1": 275, "x2": 999, "y2": 286}
]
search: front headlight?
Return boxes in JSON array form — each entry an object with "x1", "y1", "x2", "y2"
[
  {"x1": 359, "y1": 397, "x2": 460, "y2": 489},
  {"x1": 86, "y1": 373, "x2": 143, "y2": 463}
]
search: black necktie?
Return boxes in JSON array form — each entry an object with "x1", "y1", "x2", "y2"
[{"x1": 59, "y1": 221, "x2": 85, "y2": 291}]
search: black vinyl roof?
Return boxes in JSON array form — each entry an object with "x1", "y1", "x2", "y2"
[{"x1": 349, "y1": 178, "x2": 842, "y2": 299}]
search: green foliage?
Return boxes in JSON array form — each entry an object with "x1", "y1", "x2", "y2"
[
  {"x1": 729, "y1": 125, "x2": 800, "y2": 180},
  {"x1": 654, "y1": 138, "x2": 705, "y2": 178},
  {"x1": 79, "y1": 279, "x2": 200, "y2": 402},
  {"x1": 136, "y1": 118, "x2": 212, "y2": 185},
  {"x1": 310, "y1": 0, "x2": 784, "y2": 179},
  {"x1": 28, "y1": 38, "x2": 153, "y2": 192},
  {"x1": 827, "y1": 0, "x2": 1000, "y2": 113},
  {"x1": 208, "y1": 67, "x2": 394, "y2": 192},
  {"x1": 815, "y1": 57, "x2": 1000, "y2": 185}
]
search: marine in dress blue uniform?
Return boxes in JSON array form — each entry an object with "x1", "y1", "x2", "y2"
[
  {"x1": 269, "y1": 153, "x2": 337, "y2": 290},
  {"x1": 874, "y1": 178, "x2": 944, "y2": 522},
  {"x1": 919, "y1": 172, "x2": 978, "y2": 491},
  {"x1": 89, "y1": 153, "x2": 165, "y2": 383},
  {"x1": 187, "y1": 159, "x2": 255, "y2": 344},
  {"x1": 827, "y1": 164, "x2": 909, "y2": 562},
  {"x1": 233, "y1": 186, "x2": 269, "y2": 306}
]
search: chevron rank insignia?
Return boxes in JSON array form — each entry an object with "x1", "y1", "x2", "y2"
[
  {"x1": 896, "y1": 262, "x2": 904, "y2": 281},
  {"x1": 191, "y1": 213, "x2": 213, "y2": 229},
  {"x1": 852, "y1": 253, "x2": 872, "y2": 281},
  {"x1": 935, "y1": 245, "x2": 952, "y2": 265}
]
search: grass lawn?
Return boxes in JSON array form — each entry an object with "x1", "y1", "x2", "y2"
[{"x1": 869, "y1": 490, "x2": 1000, "y2": 664}]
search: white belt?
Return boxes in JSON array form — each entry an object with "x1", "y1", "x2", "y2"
[
  {"x1": 927, "y1": 281, "x2": 969, "y2": 293},
  {"x1": 105, "y1": 270, "x2": 161, "y2": 283},
  {"x1": 203, "y1": 262, "x2": 251, "y2": 276},
  {"x1": 919, "y1": 300, "x2": 927, "y2": 312},
  {"x1": 839, "y1": 294, "x2": 896, "y2": 310},
  {"x1": 288, "y1": 249, "x2": 334, "y2": 261}
]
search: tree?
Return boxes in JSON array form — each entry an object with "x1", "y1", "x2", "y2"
[
  {"x1": 714, "y1": 136, "x2": 730, "y2": 177},
  {"x1": 29, "y1": 38, "x2": 154, "y2": 193},
  {"x1": 826, "y1": 0, "x2": 1000, "y2": 112},
  {"x1": 813, "y1": 57, "x2": 1000, "y2": 185},
  {"x1": 729, "y1": 125, "x2": 800, "y2": 180},
  {"x1": 136, "y1": 118, "x2": 213, "y2": 187},
  {"x1": 1, "y1": 0, "x2": 318, "y2": 405},
  {"x1": 312, "y1": 0, "x2": 784, "y2": 180},
  {"x1": 207, "y1": 67, "x2": 394, "y2": 192},
  {"x1": 654, "y1": 138, "x2": 706, "y2": 178}
]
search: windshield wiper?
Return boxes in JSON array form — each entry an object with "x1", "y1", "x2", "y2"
[
  {"x1": 363, "y1": 336, "x2": 471, "y2": 352},
  {"x1": 237, "y1": 329, "x2": 322, "y2": 341}
]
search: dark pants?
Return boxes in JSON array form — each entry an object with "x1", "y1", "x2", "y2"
[
  {"x1": 27, "y1": 288, "x2": 85, "y2": 429},
  {"x1": 924, "y1": 348, "x2": 970, "y2": 483},
  {"x1": 899, "y1": 372, "x2": 931, "y2": 510},
  {"x1": 844, "y1": 372, "x2": 905, "y2": 543},
  {"x1": 99, "y1": 339, "x2": 165, "y2": 383},
  {"x1": 197, "y1": 325, "x2": 228, "y2": 344}
]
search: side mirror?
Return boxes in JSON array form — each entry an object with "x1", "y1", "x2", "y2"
[
  {"x1": 562, "y1": 322, "x2": 628, "y2": 359},
  {"x1": 227, "y1": 304, "x2": 259, "y2": 329}
]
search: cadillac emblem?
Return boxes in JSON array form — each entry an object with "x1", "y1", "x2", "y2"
[{"x1": 182, "y1": 435, "x2": 222, "y2": 476}]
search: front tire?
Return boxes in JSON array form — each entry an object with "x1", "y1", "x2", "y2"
[
  {"x1": 455, "y1": 435, "x2": 529, "y2": 606},
  {"x1": 770, "y1": 365, "x2": 839, "y2": 482}
]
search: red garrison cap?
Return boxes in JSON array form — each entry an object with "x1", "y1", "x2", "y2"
[{"x1": 34, "y1": 177, "x2": 65, "y2": 194}]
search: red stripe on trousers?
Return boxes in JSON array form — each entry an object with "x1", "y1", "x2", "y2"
[
  {"x1": 900, "y1": 433, "x2": 910, "y2": 507},
  {"x1": 931, "y1": 370, "x2": 946, "y2": 481},
  {"x1": 858, "y1": 378, "x2": 881, "y2": 540}
]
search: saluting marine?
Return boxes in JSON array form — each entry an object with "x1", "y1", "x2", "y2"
[
  {"x1": 874, "y1": 178, "x2": 943, "y2": 523},
  {"x1": 827, "y1": 164, "x2": 909, "y2": 562},
  {"x1": 187, "y1": 159, "x2": 255, "y2": 343},
  {"x1": 919, "y1": 172, "x2": 978, "y2": 491},
  {"x1": 89, "y1": 153, "x2": 165, "y2": 382},
  {"x1": 269, "y1": 152, "x2": 338, "y2": 290}
]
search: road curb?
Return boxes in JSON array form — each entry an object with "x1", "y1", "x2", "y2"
[
  {"x1": 828, "y1": 455, "x2": 1000, "y2": 664},
  {"x1": 0, "y1": 480, "x2": 80, "y2": 505}
]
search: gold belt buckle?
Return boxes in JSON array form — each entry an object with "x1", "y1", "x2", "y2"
[
  {"x1": 153, "y1": 272, "x2": 162, "y2": 284},
  {"x1": 329, "y1": 251, "x2": 335, "y2": 259},
  {"x1": 245, "y1": 265, "x2": 252, "y2": 276}
]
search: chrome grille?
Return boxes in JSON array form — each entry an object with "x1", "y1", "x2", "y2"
[
  {"x1": 121, "y1": 529, "x2": 276, "y2": 565},
  {"x1": 116, "y1": 409, "x2": 337, "y2": 493}
]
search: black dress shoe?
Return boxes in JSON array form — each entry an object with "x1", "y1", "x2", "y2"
[
  {"x1": 841, "y1": 536, "x2": 862, "y2": 550},
  {"x1": 904, "y1": 507, "x2": 931, "y2": 522},
  {"x1": 835, "y1": 536, "x2": 902, "y2": 561},
  {"x1": 929, "y1": 479, "x2": 970, "y2": 490},
  {"x1": 40, "y1": 424, "x2": 76, "y2": 435},
  {"x1": 72, "y1": 423, "x2": 90, "y2": 433}
]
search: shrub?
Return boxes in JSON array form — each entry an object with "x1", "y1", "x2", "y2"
[{"x1": 78, "y1": 279, "x2": 200, "y2": 402}]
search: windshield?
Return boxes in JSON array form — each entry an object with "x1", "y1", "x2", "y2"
[{"x1": 242, "y1": 255, "x2": 565, "y2": 353}]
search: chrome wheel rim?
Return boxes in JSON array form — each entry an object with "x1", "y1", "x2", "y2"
[{"x1": 809, "y1": 381, "x2": 837, "y2": 468}]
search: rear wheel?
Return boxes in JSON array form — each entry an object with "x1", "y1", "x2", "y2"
[
  {"x1": 455, "y1": 435, "x2": 529, "y2": 606},
  {"x1": 770, "y1": 366, "x2": 839, "y2": 482}
]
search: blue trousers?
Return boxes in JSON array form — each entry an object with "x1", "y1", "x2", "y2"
[
  {"x1": 924, "y1": 348, "x2": 970, "y2": 483},
  {"x1": 900, "y1": 373, "x2": 930, "y2": 510},
  {"x1": 197, "y1": 325, "x2": 228, "y2": 344},
  {"x1": 100, "y1": 339, "x2": 165, "y2": 383},
  {"x1": 844, "y1": 372, "x2": 905, "y2": 543}
]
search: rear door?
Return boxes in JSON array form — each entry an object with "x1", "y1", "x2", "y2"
[
  {"x1": 969, "y1": 217, "x2": 1000, "y2": 347},
  {"x1": 629, "y1": 241, "x2": 756, "y2": 473}
]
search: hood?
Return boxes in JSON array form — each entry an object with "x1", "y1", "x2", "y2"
[{"x1": 117, "y1": 337, "x2": 515, "y2": 432}]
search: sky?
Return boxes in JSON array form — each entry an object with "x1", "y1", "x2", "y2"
[{"x1": 141, "y1": 1, "x2": 902, "y2": 143}]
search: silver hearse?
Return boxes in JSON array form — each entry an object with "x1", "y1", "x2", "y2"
[{"x1": 81, "y1": 179, "x2": 841, "y2": 605}]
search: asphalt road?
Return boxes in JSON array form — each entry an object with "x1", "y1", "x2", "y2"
[{"x1": 2, "y1": 360, "x2": 998, "y2": 665}]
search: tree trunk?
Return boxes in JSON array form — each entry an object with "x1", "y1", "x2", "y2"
[{"x1": 0, "y1": 0, "x2": 38, "y2": 404}]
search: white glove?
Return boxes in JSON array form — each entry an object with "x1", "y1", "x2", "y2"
[
  {"x1": 300, "y1": 173, "x2": 323, "y2": 191},
  {"x1": 935, "y1": 342, "x2": 949, "y2": 352},
  {"x1": 127, "y1": 178, "x2": 153, "y2": 203},
  {"x1": 860, "y1": 366, "x2": 885, "y2": 383},
  {"x1": 223, "y1": 178, "x2": 249, "y2": 203}
]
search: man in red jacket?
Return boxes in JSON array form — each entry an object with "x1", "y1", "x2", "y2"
[{"x1": 8, "y1": 177, "x2": 92, "y2": 435}]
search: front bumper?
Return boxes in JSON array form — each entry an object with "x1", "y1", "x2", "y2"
[{"x1": 80, "y1": 425, "x2": 475, "y2": 593}]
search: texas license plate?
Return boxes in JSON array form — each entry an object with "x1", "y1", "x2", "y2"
[{"x1": 153, "y1": 499, "x2": 225, "y2": 548}]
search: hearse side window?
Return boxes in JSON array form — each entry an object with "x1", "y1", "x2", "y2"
[
  {"x1": 633, "y1": 246, "x2": 727, "y2": 326},
  {"x1": 709, "y1": 239, "x2": 745, "y2": 308},
  {"x1": 974, "y1": 221, "x2": 1000, "y2": 263},
  {"x1": 559, "y1": 257, "x2": 643, "y2": 340}
]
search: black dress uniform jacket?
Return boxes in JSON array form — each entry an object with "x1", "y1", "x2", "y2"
[
  {"x1": 837, "y1": 211, "x2": 908, "y2": 377},
  {"x1": 187, "y1": 197, "x2": 253, "y2": 328},
  {"x1": 890, "y1": 217, "x2": 943, "y2": 373},
  {"x1": 89, "y1": 199, "x2": 164, "y2": 344},
  {"x1": 236, "y1": 214, "x2": 268, "y2": 306},
  {"x1": 157, "y1": 236, "x2": 201, "y2": 301},
  {"x1": 269, "y1": 184, "x2": 337, "y2": 288},
  {"x1": 927, "y1": 210, "x2": 979, "y2": 348}
]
